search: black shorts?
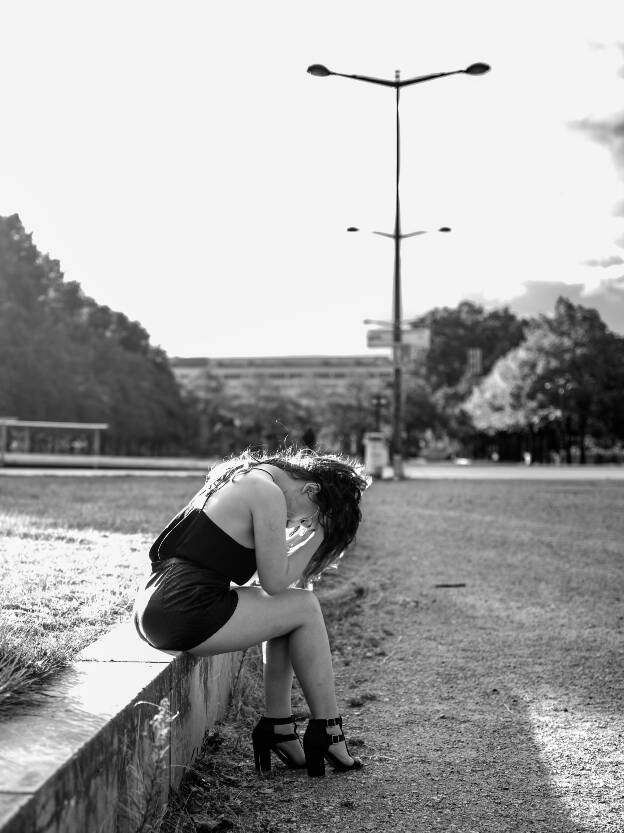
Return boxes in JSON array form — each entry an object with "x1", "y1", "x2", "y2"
[{"x1": 133, "y1": 557, "x2": 239, "y2": 652}]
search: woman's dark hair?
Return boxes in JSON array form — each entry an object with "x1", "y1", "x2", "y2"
[{"x1": 203, "y1": 447, "x2": 370, "y2": 583}]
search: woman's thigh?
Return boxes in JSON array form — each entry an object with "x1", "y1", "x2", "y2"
[{"x1": 187, "y1": 586, "x2": 321, "y2": 657}]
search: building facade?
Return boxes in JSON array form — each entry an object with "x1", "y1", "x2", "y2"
[{"x1": 170, "y1": 354, "x2": 393, "y2": 403}]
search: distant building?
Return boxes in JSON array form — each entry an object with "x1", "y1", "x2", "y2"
[{"x1": 170, "y1": 355, "x2": 393, "y2": 402}]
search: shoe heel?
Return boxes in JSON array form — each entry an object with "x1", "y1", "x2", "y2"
[
  {"x1": 303, "y1": 744, "x2": 326, "y2": 777},
  {"x1": 253, "y1": 740, "x2": 271, "y2": 774},
  {"x1": 251, "y1": 715, "x2": 305, "y2": 774},
  {"x1": 303, "y1": 716, "x2": 362, "y2": 776}
]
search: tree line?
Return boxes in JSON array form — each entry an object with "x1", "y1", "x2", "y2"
[
  {"x1": 2, "y1": 214, "x2": 622, "y2": 461},
  {"x1": 0, "y1": 214, "x2": 191, "y2": 455}
]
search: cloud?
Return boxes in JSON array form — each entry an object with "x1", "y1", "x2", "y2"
[
  {"x1": 576, "y1": 111, "x2": 624, "y2": 153},
  {"x1": 571, "y1": 44, "x2": 624, "y2": 222},
  {"x1": 612, "y1": 199, "x2": 624, "y2": 217},
  {"x1": 503, "y1": 278, "x2": 624, "y2": 334},
  {"x1": 584, "y1": 255, "x2": 624, "y2": 267},
  {"x1": 573, "y1": 110, "x2": 624, "y2": 223}
]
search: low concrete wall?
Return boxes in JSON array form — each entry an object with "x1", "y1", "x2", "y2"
[
  {"x1": 1, "y1": 452, "x2": 215, "y2": 470},
  {"x1": 0, "y1": 622, "x2": 242, "y2": 833}
]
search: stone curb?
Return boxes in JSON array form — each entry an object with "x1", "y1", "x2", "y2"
[{"x1": 0, "y1": 622, "x2": 242, "y2": 833}]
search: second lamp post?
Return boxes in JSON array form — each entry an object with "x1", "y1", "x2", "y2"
[{"x1": 308, "y1": 61, "x2": 490, "y2": 478}]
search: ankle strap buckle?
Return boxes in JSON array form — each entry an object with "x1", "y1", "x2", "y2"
[
  {"x1": 330, "y1": 733, "x2": 344, "y2": 744},
  {"x1": 326, "y1": 717, "x2": 341, "y2": 728}
]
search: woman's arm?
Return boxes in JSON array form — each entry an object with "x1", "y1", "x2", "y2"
[
  {"x1": 235, "y1": 529, "x2": 323, "y2": 591},
  {"x1": 285, "y1": 526, "x2": 326, "y2": 585},
  {"x1": 248, "y1": 479, "x2": 325, "y2": 594}
]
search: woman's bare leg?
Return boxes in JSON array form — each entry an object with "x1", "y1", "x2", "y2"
[
  {"x1": 263, "y1": 635, "x2": 305, "y2": 764},
  {"x1": 188, "y1": 587, "x2": 353, "y2": 764},
  {"x1": 264, "y1": 635, "x2": 295, "y2": 716},
  {"x1": 188, "y1": 587, "x2": 338, "y2": 715}
]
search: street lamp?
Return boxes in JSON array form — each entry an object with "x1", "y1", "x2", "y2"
[
  {"x1": 348, "y1": 226, "x2": 451, "y2": 237},
  {"x1": 308, "y1": 61, "x2": 490, "y2": 478}
]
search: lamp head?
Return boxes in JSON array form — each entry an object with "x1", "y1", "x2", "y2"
[
  {"x1": 464, "y1": 62, "x2": 490, "y2": 76},
  {"x1": 307, "y1": 64, "x2": 332, "y2": 77}
]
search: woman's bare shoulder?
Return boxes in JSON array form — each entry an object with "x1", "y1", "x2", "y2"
[
  {"x1": 207, "y1": 467, "x2": 282, "y2": 509},
  {"x1": 235, "y1": 469, "x2": 283, "y2": 505}
]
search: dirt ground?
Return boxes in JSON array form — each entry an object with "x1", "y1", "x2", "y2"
[{"x1": 162, "y1": 478, "x2": 624, "y2": 833}]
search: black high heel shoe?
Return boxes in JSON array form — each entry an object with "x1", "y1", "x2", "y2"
[
  {"x1": 251, "y1": 715, "x2": 306, "y2": 774},
  {"x1": 303, "y1": 716, "x2": 363, "y2": 777}
]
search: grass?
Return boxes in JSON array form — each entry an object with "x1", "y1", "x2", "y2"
[{"x1": 0, "y1": 474, "x2": 205, "y2": 718}]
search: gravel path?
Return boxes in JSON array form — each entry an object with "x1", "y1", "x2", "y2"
[{"x1": 165, "y1": 479, "x2": 624, "y2": 833}]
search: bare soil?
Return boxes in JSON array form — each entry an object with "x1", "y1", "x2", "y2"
[{"x1": 162, "y1": 478, "x2": 624, "y2": 833}]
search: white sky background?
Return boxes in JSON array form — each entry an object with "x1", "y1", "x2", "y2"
[{"x1": 1, "y1": 0, "x2": 623, "y2": 357}]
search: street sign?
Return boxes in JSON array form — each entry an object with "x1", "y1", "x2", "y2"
[
  {"x1": 366, "y1": 327, "x2": 430, "y2": 350},
  {"x1": 366, "y1": 329, "x2": 393, "y2": 348},
  {"x1": 403, "y1": 327, "x2": 431, "y2": 349}
]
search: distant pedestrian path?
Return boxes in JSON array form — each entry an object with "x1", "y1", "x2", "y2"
[{"x1": 401, "y1": 462, "x2": 624, "y2": 480}]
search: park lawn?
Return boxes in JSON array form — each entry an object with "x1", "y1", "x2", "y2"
[{"x1": 0, "y1": 474, "x2": 205, "y2": 718}]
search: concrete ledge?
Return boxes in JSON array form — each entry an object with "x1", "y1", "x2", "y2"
[
  {"x1": 0, "y1": 622, "x2": 242, "y2": 833},
  {"x1": 1, "y1": 452, "x2": 214, "y2": 470}
]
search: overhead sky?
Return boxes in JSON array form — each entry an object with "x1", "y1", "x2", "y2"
[{"x1": 1, "y1": 0, "x2": 623, "y2": 357}]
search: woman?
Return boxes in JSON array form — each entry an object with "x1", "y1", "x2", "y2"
[{"x1": 133, "y1": 448, "x2": 369, "y2": 777}]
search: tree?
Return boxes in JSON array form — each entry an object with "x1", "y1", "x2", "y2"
[
  {"x1": 0, "y1": 214, "x2": 192, "y2": 454},
  {"x1": 400, "y1": 302, "x2": 527, "y2": 453},
  {"x1": 316, "y1": 380, "x2": 379, "y2": 455},
  {"x1": 524, "y1": 298, "x2": 624, "y2": 461},
  {"x1": 464, "y1": 298, "x2": 624, "y2": 462},
  {"x1": 186, "y1": 373, "x2": 318, "y2": 456},
  {"x1": 401, "y1": 381, "x2": 446, "y2": 455},
  {"x1": 230, "y1": 378, "x2": 314, "y2": 452},
  {"x1": 409, "y1": 301, "x2": 526, "y2": 391}
]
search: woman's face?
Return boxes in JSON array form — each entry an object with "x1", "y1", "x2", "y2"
[{"x1": 285, "y1": 481, "x2": 320, "y2": 529}]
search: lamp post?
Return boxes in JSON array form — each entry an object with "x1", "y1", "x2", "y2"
[{"x1": 308, "y1": 61, "x2": 490, "y2": 478}]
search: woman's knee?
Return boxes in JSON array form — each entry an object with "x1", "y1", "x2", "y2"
[
  {"x1": 277, "y1": 586, "x2": 322, "y2": 624},
  {"x1": 297, "y1": 588, "x2": 324, "y2": 622}
]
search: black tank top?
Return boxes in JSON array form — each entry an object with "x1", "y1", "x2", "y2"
[{"x1": 149, "y1": 506, "x2": 257, "y2": 586}]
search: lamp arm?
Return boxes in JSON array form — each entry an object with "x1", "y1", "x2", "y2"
[
  {"x1": 398, "y1": 69, "x2": 464, "y2": 87},
  {"x1": 330, "y1": 71, "x2": 397, "y2": 88}
]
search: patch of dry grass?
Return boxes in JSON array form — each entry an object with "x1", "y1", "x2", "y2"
[
  {"x1": 0, "y1": 474, "x2": 203, "y2": 718},
  {"x1": 0, "y1": 474, "x2": 198, "y2": 533}
]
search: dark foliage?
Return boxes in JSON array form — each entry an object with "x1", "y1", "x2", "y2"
[
  {"x1": 409, "y1": 301, "x2": 527, "y2": 390},
  {"x1": 464, "y1": 297, "x2": 624, "y2": 462},
  {"x1": 0, "y1": 214, "x2": 192, "y2": 454}
]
